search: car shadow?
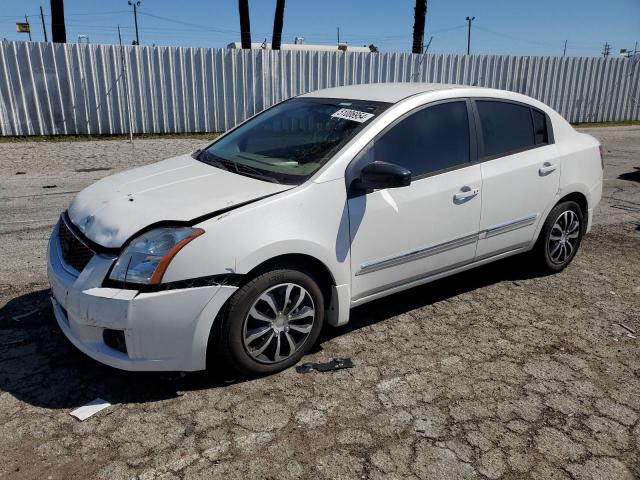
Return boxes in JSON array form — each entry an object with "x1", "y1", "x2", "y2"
[
  {"x1": 618, "y1": 167, "x2": 640, "y2": 183},
  {"x1": 320, "y1": 254, "x2": 542, "y2": 341},
  {"x1": 0, "y1": 254, "x2": 543, "y2": 410}
]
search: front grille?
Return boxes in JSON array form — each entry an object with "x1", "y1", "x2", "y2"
[{"x1": 58, "y1": 218, "x2": 94, "y2": 273}]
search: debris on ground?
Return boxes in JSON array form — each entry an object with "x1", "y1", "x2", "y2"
[
  {"x1": 70, "y1": 399, "x2": 111, "y2": 421},
  {"x1": 617, "y1": 323, "x2": 636, "y2": 335},
  {"x1": 11, "y1": 308, "x2": 40, "y2": 321},
  {"x1": 296, "y1": 357, "x2": 353, "y2": 374},
  {"x1": 42, "y1": 185, "x2": 57, "y2": 189},
  {"x1": 15, "y1": 171, "x2": 26, "y2": 175}
]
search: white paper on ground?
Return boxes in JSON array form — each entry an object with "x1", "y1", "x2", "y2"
[{"x1": 70, "y1": 398, "x2": 111, "y2": 421}]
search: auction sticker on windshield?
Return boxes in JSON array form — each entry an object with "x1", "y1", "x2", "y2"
[{"x1": 331, "y1": 108, "x2": 375, "y2": 123}]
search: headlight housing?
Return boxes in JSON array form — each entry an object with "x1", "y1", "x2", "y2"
[{"x1": 109, "y1": 227, "x2": 204, "y2": 285}]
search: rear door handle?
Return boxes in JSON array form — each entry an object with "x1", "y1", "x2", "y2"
[
  {"x1": 454, "y1": 187, "x2": 480, "y2": 203},
  {"x1": 539, "y1": 162, "x2": 556, "y2": 176}
]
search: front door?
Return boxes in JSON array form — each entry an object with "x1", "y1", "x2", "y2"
[{"x1": 347, "y1": 99, "x2": 482, "y2": 301}]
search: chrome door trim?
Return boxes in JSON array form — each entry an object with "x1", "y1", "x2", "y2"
[
  {"x1": 356, "y1": 232, "x2": 478, "y2": 276},
  {"x1": 480, "y1": 214, "x2": 537, "y2": 239},
  {"x1": 355, "y1": 214, "x2": 538, "y2": 277},
  {"x1": 353, "y1": 242, "x2": 531, "y2": 302}
]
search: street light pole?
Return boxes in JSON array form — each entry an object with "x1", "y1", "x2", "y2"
[
  {"x1": 466, "y1": 16, "x2": 475, "y2": 55},
  {"x1": 128, "y1": 1, "x2": 140, "y2": 45}
]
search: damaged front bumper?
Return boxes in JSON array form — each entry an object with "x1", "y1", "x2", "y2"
[{"x1": 47, "y1": 222, "x2": 238, "y2": 372}]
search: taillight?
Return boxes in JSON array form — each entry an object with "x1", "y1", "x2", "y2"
[{"x1": 598, "y1": 145, "x2": 605, "y2": 170}]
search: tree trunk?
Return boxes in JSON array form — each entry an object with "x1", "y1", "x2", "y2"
[
  {"x1": 271, "y1": 0, "x2": 286, "y2": 50},
  {"x1": 238, "y1": 0, "x2": 251, "y2": 49},
  {"x1": 50, "y1": 0, "x2": 66, "y2": 43},
  {"x1": 412, "y1": 0, "x2": 427, "y2": 54}
]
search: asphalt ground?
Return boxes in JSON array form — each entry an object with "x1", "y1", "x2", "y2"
[{"x1": 0, "y1": 126, "x2": 639, "y2": 479}]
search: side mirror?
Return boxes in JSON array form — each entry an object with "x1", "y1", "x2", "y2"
[{"x1": 353, "y1": 161, "x2": 411, "y2": 192}]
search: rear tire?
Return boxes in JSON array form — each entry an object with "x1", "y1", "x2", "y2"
[
  {"x1": 217, "y1": 267, "x2": 324, "y2": 376},
  {"x1": 532, "y1": 201, "x2": 584, "y2": 273}
]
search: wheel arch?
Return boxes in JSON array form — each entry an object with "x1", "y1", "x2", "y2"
[
  {"x1": 555, "y1": 191, "x2": 588, "y2": 217},
  {"x1": 205, "y1": 252, "x2": 342, "y2": 369}
]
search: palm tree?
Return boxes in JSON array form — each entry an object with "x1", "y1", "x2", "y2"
[
  {"x1": 412, "y1": 0, "x2": 427, "y2": 54},
  {"x1": 271, "y1": 0, "x2": 286, "y2": 50},
  {"x1": 50, "y1": 0, "x2": 67, "y2": 43},
  {"x1": 238, "y1": 0, "x2": 251, "y2": 49}
]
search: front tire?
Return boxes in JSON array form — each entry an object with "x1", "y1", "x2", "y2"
[
  {"x1": 532, "y1": 201, "x2": 584, "y2": 273},
  {"x1": 217, "y1": 267, "x2": 324, "y2": 376}
]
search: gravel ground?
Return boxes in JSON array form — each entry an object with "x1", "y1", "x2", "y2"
[{"x1": 0, "y1": 127, "x2": 639, "y2": 480}]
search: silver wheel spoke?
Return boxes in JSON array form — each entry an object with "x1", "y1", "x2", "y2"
[
  {"x1": 249, "y1": 306, "x2": 274, "y2": 323},
  {"x1": 550, "y1": 242, "x2": 562, "y2": 258},
  {"x1": 567, "y1": 220, "x2": 579, "y2": 233},
  {"x1": 289, "y1": 323, "x2": 313, "y2": 334},
  {"x1": 289, "y1": 306, "x2": 314, "y2": 321},
  {"x1": 286, "y1": 288, "x2": 305, "y2": 315},
  {"x1": 283, "y1": 284, "x2": 295, "y2": 312},
  {"x1": 284, "y1": 331, "x2": 296, "y2": 353},
  {"x1": 565, "y1": 240, "x2": 574, "y2": 257},
  {"x1": 251, "y1": 331, "x2": 274, "y2": 356},
  {"x1": 273, "y1": 333, "x2": 284, "y2": 361},
  {"x1": 549, "y1": 233, "x2": 562, "y2": 241},
  {"x1": 245, "y1": 326, "x2": 271, "y2": 344},
  {"x1": 261, "y1": 293, "x2": 280, "y2": 316}
]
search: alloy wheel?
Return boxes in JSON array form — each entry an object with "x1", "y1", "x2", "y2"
[
  {"x1": 242, "y1": 283, "x2": 316, "y2": 364},
  {"x1": 547, "y1": 210, "x2": 580, "y2": 264}
]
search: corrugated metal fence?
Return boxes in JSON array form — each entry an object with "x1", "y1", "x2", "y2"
[{"x1": 1, "y1": 40, "x2": 639, "y2": 136}]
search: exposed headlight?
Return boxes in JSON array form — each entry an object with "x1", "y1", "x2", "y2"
[{"x1": 109, "y1": 227, "x2": 204, "y2": 285}]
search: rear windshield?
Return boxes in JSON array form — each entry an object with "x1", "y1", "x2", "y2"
[{"x1": 197, "y1": 97, "x2": 390, "y2": 184}]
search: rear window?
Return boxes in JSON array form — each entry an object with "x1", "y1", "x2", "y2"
[{"x1": 476, "y1": 100, "x2": 535, "y2": 158}]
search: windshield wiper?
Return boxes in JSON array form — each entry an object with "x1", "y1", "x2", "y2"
[
  {"x1": 235, "y1": 163, "x2": 281, "y2": 184},
  {"x1": 200, "y1": 153, "x2": 280, "y2": 184}
]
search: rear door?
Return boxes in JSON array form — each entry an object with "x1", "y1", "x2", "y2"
[{"x1": 473, "y1": 99, "x2": 560, "y2": 259}]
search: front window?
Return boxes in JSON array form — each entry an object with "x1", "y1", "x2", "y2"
[{"x1": 197, "y1": 98, "x2": 389, "y2": 184}]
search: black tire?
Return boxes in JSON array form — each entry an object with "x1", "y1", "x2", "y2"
[
  {"x1": 532, "y1": 200, "x2": 584, "y2": 273},
  {"x1": 216, "y1": 267, "x2": 324, "y2": 376}
]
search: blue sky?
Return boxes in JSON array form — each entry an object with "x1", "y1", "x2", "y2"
[{"x1": 0, "y1": 0, "x2": 638, "y2": 56}]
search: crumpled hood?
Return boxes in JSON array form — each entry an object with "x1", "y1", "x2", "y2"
[{"x1": 68, "y1": 154, "x2": 291, "y2": 248}]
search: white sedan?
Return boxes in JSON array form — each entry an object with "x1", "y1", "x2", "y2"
[{"x1": 47, "y1": 83, "x2": 603, "y2": 375}]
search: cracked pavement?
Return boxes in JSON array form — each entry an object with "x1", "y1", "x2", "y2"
[{"x1": 0, "y1": 127, "x2": 639, "y2": 479}]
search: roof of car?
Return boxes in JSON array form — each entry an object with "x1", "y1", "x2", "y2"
[{"x1": 300, "y1": 82, "x2": 473, "y2": 103}]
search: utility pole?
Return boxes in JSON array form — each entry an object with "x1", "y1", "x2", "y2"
[
  {"x1": 271, "y1": 0, "x2": 285, "y2": 50},
  {"x1": 128, "y1": 1, "x2": 140, "y2": 45},
  {"x1": 238, "y1": 0, "x2": 251, "y2": 49},
  {"x1": 602, "y1": 42, "x2": 611, "y2": 57},
  {"x1": 40, "y1": 6, "x2": 48, "y2": 42},
  {"x1": 563, "y1": 39, "x2": 567, "y2": 57},
  {"x1": 411, "y1": 0, "x2": 427, "y2": 54},
  {"x1": 24, "y1": 15, "x2": 32, "y2": 41},
  {"x1": 50, "y1": 0, "x2": 66, "y2": 43},
  {"x1": 633, "y1": 41, "x2": 638, "y2": 56},
  {"x1": 466, "y1": 16, "x2": 475, "y2": 55},
  {"x1": 337, "y1": 27, "x2": 340, "y2": 44}
]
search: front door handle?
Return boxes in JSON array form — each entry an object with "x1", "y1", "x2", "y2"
[
  {"x1": 539, "y1": 162, "x2": 557, "y2": 176},
  {"x1": 454, "y1": 187, "x2": 480, "y2": 203}
]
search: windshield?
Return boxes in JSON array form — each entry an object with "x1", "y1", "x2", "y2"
[{"x1": 197, "y1": 97, "x2": 390, "y2": 184}]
